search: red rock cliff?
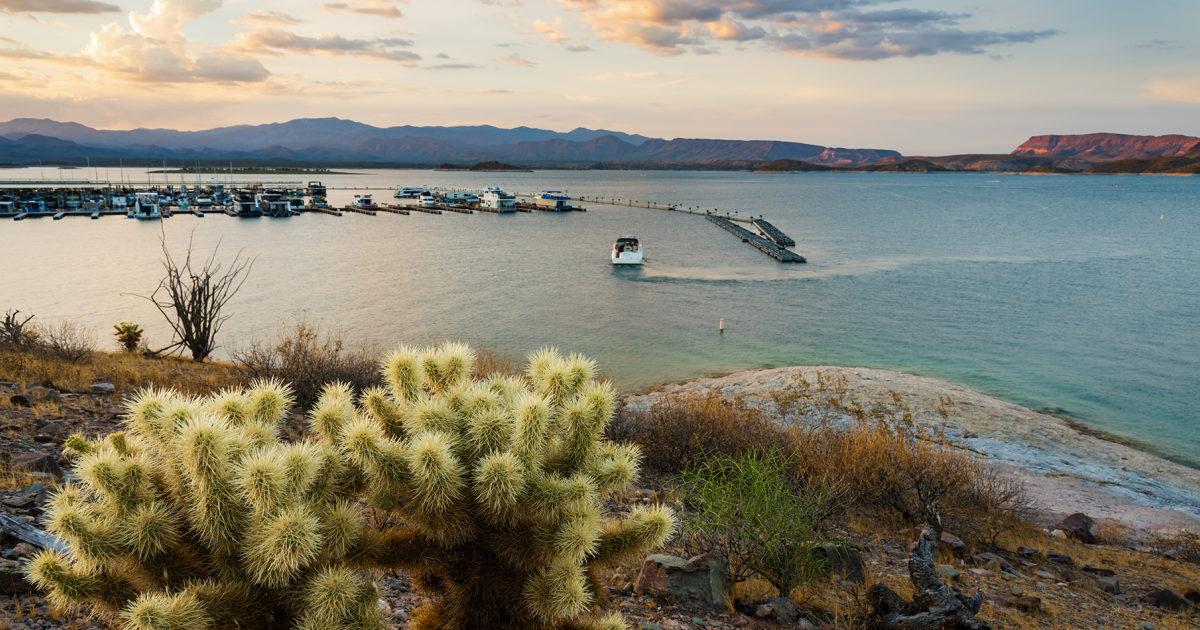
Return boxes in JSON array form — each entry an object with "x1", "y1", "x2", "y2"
[{"x1": 1012, "y1": 133, "x2": 1200, "y2": 162}]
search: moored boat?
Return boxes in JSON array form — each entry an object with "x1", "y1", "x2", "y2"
[
  {"x1": 535, "y1": 191, "x2": 574, "y2": 211},
  {"x1": 131, "y1": 192, "x2": 162, "y2": 220},
  {"x1": 481, "y1": 186, "x2": 515, "y2": 210},
  {"x1": 353, "y1": 194, "x2": 378, "y2": 209}
]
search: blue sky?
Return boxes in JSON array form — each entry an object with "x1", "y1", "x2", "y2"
[{"x1": 1, "y1": 0, "x2": 1196, "y2": 154}]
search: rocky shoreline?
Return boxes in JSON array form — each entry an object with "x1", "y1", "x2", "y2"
[{"x1": 625, "y1": 365, "x2": 1200, "y2": 540}]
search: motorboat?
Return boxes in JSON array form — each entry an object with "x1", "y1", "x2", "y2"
[
  {"x1": 612, "y1": 235, "x2": 643, "y2": 265},
  {"x1": 417, "y1": 191, "x2": 437, "y2": 208},
  {"x1": 353, "y1": 194, "x2": 378, "y2": 209},
  {"x1": 131, "y1": 192, "x2": 162, "y2": 220},
  {"x1": 394, "y1": 187, "x2": 424, "y2": 199}
]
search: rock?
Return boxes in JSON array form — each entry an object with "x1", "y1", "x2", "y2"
[
  {"x1": 1184, "y1": 589, "x2": 1199, "y2": 604},
  {"x1": 935, "y1": 565, "x2": 960, "y2": 581},
  {"x1": 962, "y1": 431, "x2": 979, "y2": 438},
  {"x1": 9, "y1": 394, "x2": 35, "y2": 408},
  {"x1": 1009, "y1": 596, "x2": 1042, "y2": 612},
  {"x1": 1050, "y1": 529, "x2": 1067, "y2": 539},
  {"x1": 1097, "y1": 577, "x2": 1121, "y2": 594},
  {"x1": 818, "y1": 544, "x2": 866, "y2": 583},
  {"x1": 1055, "y1": 513, "x2": 1097, "y2": 543},
  {"x1": 2, "y1": 497, "x2": 34, "y2": 508},
  {"x1": 1141, "y1": 589, "x2": 1197, "y2": 611},
  {"x1": 731, "y1": 616, "x2": 750, "y2": 628},
  {"x1": 1034, "y1": 570, "x2": 1056, "y2": 580},
  {"x1": 754, "y1": 604, "x2": 773, "y2": 619},
  {"x1": 761, "y1": 597, "x2": 796, "y2": 624},
  {"x1": 971, "y1": 552, "x2": 1015, "y2": 571},
  {"x1": 634, "y1": 553, "x2": 731, "y2": 609},
  {"x1": 27, "y1": 386, "x2": 59, "y2": 402},
  {"x1": 968, "y1": 568, "x2": 993, "y2": 577},
  {"x1": 89, "y1": 383, "x2": 116, "y2": 395},
  {"x1": 795, "y1": 620, "x2": 815, "y2": 630},
  {"x1": 1016, "y1": 546, "x2": 1039, "y2": 558},
  {"x1": 13, "y1": 542, "x2": 35, "y2": 557},
  {"x1": 982, "y1": 592, "x2": 1008, "y2": 608},
  {"x1": 35, "y1": 423, "x2": 69, "y2": 439},
  {"x1": 910, "y1": 528, "x2": 967, "y2": 558},
  {"x1": 640, "y1": 623, "x2": 665, "y2": 630},
  {"x1": 1081, "y1": 565, "x2": 1115, "y2": 577},
  {"x1": 0, "y1": 566, "x2": 34, "y2": 594},
  {"x1": 12, "y1": 453, "x2": 62, "y2": 477}
]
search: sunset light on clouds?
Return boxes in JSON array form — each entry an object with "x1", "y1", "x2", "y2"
[{"x1": 1, "y1": 0, "x2": 1196, "y2": 153}]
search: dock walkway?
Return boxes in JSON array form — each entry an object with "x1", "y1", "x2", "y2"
[
  {"x1": 751, "y1": 218, "x2": 795, "y2": 248},
  {"x1": 706, "y1": 216, "x2": 806, "y2": 262}
]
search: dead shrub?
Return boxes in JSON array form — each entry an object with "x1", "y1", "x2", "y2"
[
  {"x1": 230, "y1": 314, "x2": 382, "y2": 411},
  {"x1": 616, "y1": 390, "x2": 788, "y2": 474},
  {"x1": 1, "y1": 310, "x2": 39, "y2": 347},
  {"x1": 471, "y1": 345, "x2": 525, "y2": 380},
  {"x1": 1152, "y1": 528, "x2": 1200, "y2": 565},
  {"x1": 37, "y1": 318, "x2": 97, "y2": 364}
]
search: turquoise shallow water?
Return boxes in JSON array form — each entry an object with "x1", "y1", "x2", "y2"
[{"x1": 2, "y1": 168, "x2": 1198, "y2": 466}]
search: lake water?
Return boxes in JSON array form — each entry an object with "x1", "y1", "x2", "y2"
[{"x1": 2, "y1": 167, "x2": 1198, "y2": 467}]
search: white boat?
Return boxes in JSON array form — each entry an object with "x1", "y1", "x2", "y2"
[
  {"x1": 394, "y1": 187, "x2": 423, "y2": 199},
  {"x1": 131, "y1": 192, "x2": 161, "y2": 220},
  {"x1": 0, "y1": 197, "x2": 15, "y2": 213},
  {"x1": 612, "y1": 235, "x2": 643, "y2": 265},
  {"x1": 233, "y1": 191, "x2": 262, "y2": 217},
  {"x1": 111, "y1": 195, "x2": 128, "y2": 208},
  {"x1": 481, "y1": 186, "x2": 515, "y2": 210},
  {"x1": 353, "y1": 194, "x2": 378, "y2": 209},
  {"x1": 535, "y1": 191, "x2": 574, "y2": 211},
  {"x1": 417, "y1": 191, "x2": 437, "y2": 208},
  {"x1": 258, "y1": 189, "x2": 292, "y2": 216}
]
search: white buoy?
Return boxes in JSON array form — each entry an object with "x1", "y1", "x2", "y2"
[{"x1": 719, "y1": 318, "x2": 725, "y2": 333}]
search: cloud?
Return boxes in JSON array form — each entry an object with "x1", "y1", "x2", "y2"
[
  {"x1": 495, "y1": 53, "x2": 536, "y2": 66},
  {"x1": 0, "y1": 42, "x2": 97, "y2": 66},
  {"x1": 1144, "y1": 78, "x2": 1200, "y2": 104},
  {"x1": 566, "y1": 94, "x2": 599, "y2": 101},
  {"x1": 566, "y1": 44, "x2": 592, "y2": 51},
  {"x1": 436, "y1": 52, "x2": 450, "y2": 58},
  {"x1": 428, "y1": 62, "x2": 477, "y2": 69},
  {"x1": 594, "y1": 70, "x2": 655, "y2": 80},
  {"x1": 236, "y1": 10, "x2": 305, "y2": 25},
  {"x1": 319, "y1": 0, "x2": 403, "y2": 18},
  {"x1": 478, "y1": 88, "x2": 510, "y2": 93},
  {"x1": 1137, "y1": 39, "x2": 1181, "y2": 51},
  {"x1": 532, "y1": 18, "x2": 570, "y2": 42},
  {"x1": 560, "y1": 0, "x2": 1058, "y2": 59},
  {"x1": 229, "y1": 28, "x2": 421, "y2": 64},
  {"x1": 260, "y1": 76, "x2": 423, "y2": 98},
  {"x1": 0, "y1": 0, "x2": 119, "y2": 13},
  {"x1": 85, "y1": 22, "x2": 271, "y2": 81}
]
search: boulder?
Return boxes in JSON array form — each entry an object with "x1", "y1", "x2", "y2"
[
  {"x1": 89, "y1": 382, "x2": 116, "y2": 395},
  {"x1": 1009, "y1": 596, "x2": 1042, "y2": 612},
  {"x1": 635, "y1": 553, "x2": 731, "y2": 610},
  {"x1": 0, "y1": 565, "x2": 33, "y2": 594},
  {"x1": 2, "y1": 497, "x2": 34, "y2": 509},
  {"x1": 760, "y1": 597, "x2": 796, "y2": 624},
  {"x1": 12, "y1": 452, "x2": 62, "y2": 477},
  {"x1": 9, "y1": 394, "x2": 35, "y2": 408},
  {"x1": 818, "y1": 544, "x2": 866, "y2": 583},
  {"x1": 1097, "y1": 577, "x2": 1121, "y2": 594},
  {"x1": 935, "y1": 565, "x2": 961, "y2": 582},
  {"x1": 1081, "y1": 565, "x2": 1115, "y2": 577},
  {"x1": 971, "y1": 552, "x2": 1015, "y2": 571},
  {"x1": 1055, "y1": 513, "x2": 1097, "y2": 543},
  {"x1": 1141, "y1": 588, "x2": 1197, "y2": 611},
  {"x1": 1186, "y1": 589, "x2": 1200, "y2": 605}
]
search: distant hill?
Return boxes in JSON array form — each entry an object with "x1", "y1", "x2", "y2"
[
  {"x1": 855, "y1": 159, "x2": 948, "y2": 173},
  {"x1": 806, "y1": 147, "x2": 901, "y2": 166},
  {"x1": 1012, "y1": 133, "x2": 1200, "y2": 162},
  {"x1": 467, "y1": 161, "x2": 529, "y2": 172},
  {"x1": 1083, "y1": 156, "x2": 1200, "y2": 174}
]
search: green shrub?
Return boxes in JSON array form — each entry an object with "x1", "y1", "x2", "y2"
[
  {"x1": 673, "y1": 449, "x2": 831, "y2": 598},
  {"x1": 113, "y1": 322, "x2": 145, "y2": 352}
]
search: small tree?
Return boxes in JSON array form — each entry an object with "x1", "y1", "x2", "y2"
[
  {"x1": 112, "y1": 322, "x2": 144, "y2": 352},
  {"x1": 137, "y1": 230, "x2": 253, "y2": 362},
  {"x1": 1, "y1": 309, "x2": 39, "y2": 347},
  {"x1": 675, "y1": 449, "x2": 832, "y2": 598}
]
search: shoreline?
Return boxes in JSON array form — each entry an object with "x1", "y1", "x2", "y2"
[{"x1": 625, "y1": 365, "x2": 1200, "y2": 540}]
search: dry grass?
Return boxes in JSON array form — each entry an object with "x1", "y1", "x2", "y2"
[
  {"x1": 0, "y1": 344, "x2": 243, "y2": 398},
  {"x1": 1152, "y1": 528, "x2": 1200, "y2": 566}
]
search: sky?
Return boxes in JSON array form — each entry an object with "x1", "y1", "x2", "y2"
[{"x1": 0, "y1": 0, "x2": 1197, "y2": 154}]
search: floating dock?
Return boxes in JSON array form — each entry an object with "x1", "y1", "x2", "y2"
[
  {"x1": 341, "y1": 206, "x2": 377, "y2": 216},
  {"x1": 379, "y1": 205, "x2": 410, "y2": 215},
  {"x1": 706, "y1": 216, "x2": 806, "y2": 262},
  {"x1": 751, "y1": 219, "x2": 795, "y2": 248}
]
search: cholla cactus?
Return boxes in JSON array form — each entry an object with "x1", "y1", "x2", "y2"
[
  {"x1": 29, "y1": 343, "x2": 672, "y2": 630},
  {"x1": 331, "y1": 342, "x2": 675, "y2": 630},
  {"x1": 27, "y1": 380, "x2": 384, "y2": 630}
]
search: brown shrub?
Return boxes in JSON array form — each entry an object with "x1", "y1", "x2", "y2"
[
  {"x1": 622, "y1": 373, "x2": 1036, "y2": 546},
  {"x1": 1152, "y1": 528, "x2": 1200, "y2": 565},
  {"x1": 36, "y1": 318, "x2": 97, "y2": 364},
  {"x1": 229, "y1": 315, "x2": 383, "y2": 411}
]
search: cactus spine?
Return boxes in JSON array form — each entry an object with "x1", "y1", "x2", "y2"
[{"x1": 29, "y1": 343, "x2": 673, "y2": 630}]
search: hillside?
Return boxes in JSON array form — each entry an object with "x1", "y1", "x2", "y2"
[
  {"x1": 1012, "y1": 133, "x2": 1200, "y2": 161},
  {"x1": 754, "y1": 159, "x2": 834, "y2": 172}
]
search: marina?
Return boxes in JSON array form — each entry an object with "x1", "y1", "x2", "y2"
[{"x1": 1, "y1": 178, "x2": 804, "y2": 263}]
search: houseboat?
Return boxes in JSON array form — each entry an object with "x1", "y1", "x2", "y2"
[
  {"x1": 481, "y1": 186, "x2": 516, "y2": 210},
  {"x1": 131, "y1": 192, "x2": 162, "y2": 220},
  {"x1": 233, "y1": 191, "x2": 262, "y2": 217},
  {"x1": 535, "y1": 191, "x2": 574, "y2": 211},
  {"x1": 417, "y1": 191, "x2": 437, "y2": 208},
  {"x1": 258, "y1": 189, "x2": 292, "y2": 217},
  {"x1": 353, "y1": 194, "x2": 378, "y2": 209},
  {"x1": 394, "y1": 187, "x2": 424, "y2": 199}
]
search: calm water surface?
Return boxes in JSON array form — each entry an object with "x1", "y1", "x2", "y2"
[{"x1": 2, "y1": 168, "x2": 1198, "y2": 466}]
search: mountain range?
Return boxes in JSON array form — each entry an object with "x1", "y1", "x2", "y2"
[{"x1": 0, "y1": 118, "x2": 899, "y2": 166}]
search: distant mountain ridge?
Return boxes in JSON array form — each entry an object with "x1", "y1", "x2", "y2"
[
  {"x1": 0, "y1": 117, "x2": 902, "y2": 166},
  {"x1": 1012, "y1": 133, "x2": 1200, "y2": 161}
]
